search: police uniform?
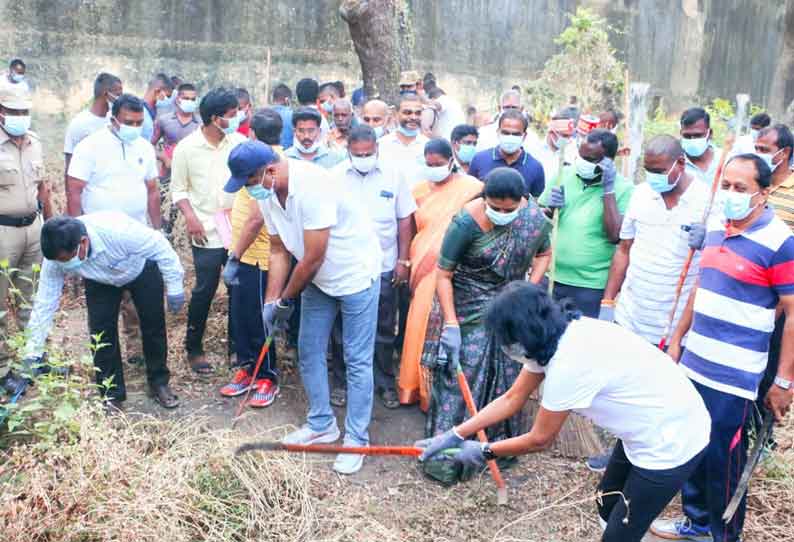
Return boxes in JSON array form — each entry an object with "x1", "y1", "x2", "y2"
[{"x1": 0, "y1": 84, "x2": 45, "y2": 367}]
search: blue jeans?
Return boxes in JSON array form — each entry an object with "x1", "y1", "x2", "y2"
[
  {"x1": 682, "y1": 379, "x2": 752, "y2": 542},
  {"x1": 230, "y1": 262, "x2": 277, "y2": 381},
  {"x1": 298, "y1": 279, "x2": 380, "y2": 445}
]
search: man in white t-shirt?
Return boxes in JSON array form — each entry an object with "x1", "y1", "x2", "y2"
[
  {"x1": 63, "y1": 73, "x2": 122, "y2": 191},
  {"x1": 427, "y1": 87, "x2": 465, "y2": 141},
  {"x1": 378, "y1": 93, "x2": 429, "y2": 188},
  {"x1": 66, "y1": 94, "x2": 160, "y2": 367},
  {"x1": 331, "y1": 125, "x2": 417, "y2": 409},
  {"x1": 224, "y1": 141, "x2": 382, "y2": 475},
  {"x1": 417, "y1": 282, "x2": 710, "y2": 542},
  {"x1": 599, "y1": 135, "x2": 712, "y2": 345}
]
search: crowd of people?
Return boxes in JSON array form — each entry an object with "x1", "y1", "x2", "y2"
[{"x1": 0, "y1": 57, "x2": 792, "y2": 541}]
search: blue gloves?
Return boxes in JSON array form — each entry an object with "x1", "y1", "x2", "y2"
[
  {"x1": 222, "y1": 254, "x2": 241, "y2": 287},
  {"x1": 262, "y1": 299, "x2": 294, "y2": 335},
  {"x1": 167, "y1": 292, "x2": 185, "y2": 313},
  {"x1": 598, "y1": 302, "x2": 615, "y2": 322},
  {"x1": 415, "y1": 429, "x2": 486, "y2": 469},
  {"x1": 439, "y1": 324, "x2": 462, "y2": 364},
  {"x1": 548, "y1": 186, "x2": 566, "y2": 209},
  {"x1": 687, "y1": 223, "x2": 707, "y2": 250},
  {"x1": 415, "y1": 428, "x2": 464, "y2": 462},
  {"x1": 599, "y1": 157, "x2": 616, "y2": 195}
]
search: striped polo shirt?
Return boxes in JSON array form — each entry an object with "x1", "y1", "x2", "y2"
[
  {"x1": 768, "y1": 172, "x2": 794, "y2": 229},
  {"x1": 681, "y1": 207, "x2": 794, "y2": 399}
]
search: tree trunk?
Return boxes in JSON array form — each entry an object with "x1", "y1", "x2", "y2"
[
  {"x1": 769, "y1": 0, "x2": 794, "y2": 121},
  {"x1": 340, "y1": 0, "x2": 412, "y2": 105}
]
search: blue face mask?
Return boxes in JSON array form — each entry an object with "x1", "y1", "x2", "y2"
[
  {"x1": 373, "y1": 125, "x2": 385, "y2": 138},
  {"x1": 499, "y1": 134, "x2": 523, "y2": 154},
  {"x1": 457, "y1": 144, "x2": 477, "y2": 164},
  {"x1": 156, "y1": 96, "x2": 172, "y2": 108},
  {"x1": 321, "y1": 101, "x2": 334, "y2": 114},
  {"x1": 178, "y1": 99, "x2": 197, "y2": 114},
  {"x1": 575, "y1": 156, "x2": 599, "y2": 180},
  {"x1": 247, "y1": 184, "x2": 272, "y2": 201},
  {"x1": 645, "y1": 163, "x2": 681, "y2": 194},
  {"x1": 2, "y1": 114, "x2": 30, "y2": 136},
  {"x1": 218, "y1": 114, "x2": 241, "y2": 135},
  {"x1": 398, "y1": 124, "x2": 419, "y2": 137},
  {"x1": 485, "y1": 204, "x2": 520, "y2": 226},
  {"x1": 10, "y1": 73, "x2": 24, "y2": 84},
  {"x1": 681, "y1": 134, "x2": 710, "y2": 158},
  {"x1": 756, "y1": 148, "x2": 785, "y2": 173},
  {"x1": 722, "y1": 190, "x2": 759, "y2": 221},
  {"x1": 58, "y1": 244, "x2": 85, "y2": 272},
  {"x1": 114, "y1": 119, "x2": 142, "y2": 143}
]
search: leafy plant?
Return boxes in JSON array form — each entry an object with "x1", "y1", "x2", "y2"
[{"x1": 525, "y1": 7, "x2": 625, "y2": 124}]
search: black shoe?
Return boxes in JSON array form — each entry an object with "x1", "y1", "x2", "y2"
[
  {"x1": 1, "y1": 371, "x2": 29, "y2": 395},
  {"x1": 149, "y1": 383, "x2": 179, "y2": 409}
]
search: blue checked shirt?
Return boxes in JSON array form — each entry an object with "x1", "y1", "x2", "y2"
[{"x1": 25, "y1": 211, "x2": 184, "y2": 356}]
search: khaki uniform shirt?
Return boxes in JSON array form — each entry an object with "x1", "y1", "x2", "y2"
[{"x1": 0, "y1": 129, "x2": 44, "y2": 216}]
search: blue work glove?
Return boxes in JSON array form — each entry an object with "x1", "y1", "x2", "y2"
[
  {"x1": 599, "y1": 157, "x2": 616, "y2": 196},
  {"x1": 439, "y1": 324, "x2": 462, "y2": 364},
  {"x1": 222, "y1": 254, "x2": 241, "y2": 287},
  {"x1": 451, "y1": 440, "x2": 487, "y2": 469},
  {"x1": 167, "y1": 292, "x2": 185, "y2": 313},
  {"x1": 415, "y1": 428, "x2": 464, "y2": 462},
  {"x1": 548, "y1": 186, "x2": 566, "y2": 209},
  {"x1": 686, "y1": 223, "x2": 707, "y2": 250},
  {"x1": 598, "y1": 302, "x2": 615, "y2": 322},
  {"x1": 262, "y1": 299, "x2": 294, "y2": 335}
]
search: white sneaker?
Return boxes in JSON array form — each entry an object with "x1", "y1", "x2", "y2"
[
  {"x1": 282, "y1": 423, "x2": 340, "y2": 445},
  {"x1": 333, "y1": 438, "x2": 364, "y2": 475}
]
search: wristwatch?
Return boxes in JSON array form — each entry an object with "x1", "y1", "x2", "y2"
[
  {"x1": 481, "y1": 442, "x2": 497, "y2": 461},
  {"x1": 774, "y1": 376, "x2": 792, "y2": 390}
]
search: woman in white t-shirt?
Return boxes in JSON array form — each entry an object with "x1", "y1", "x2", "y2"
[{"x1": 417, "y1": 282, "x2": 711, "y2": 542}]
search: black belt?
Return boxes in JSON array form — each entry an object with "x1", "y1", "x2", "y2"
[{"x1": 0, "y1": 212, "x2": 38, "y2": 227}]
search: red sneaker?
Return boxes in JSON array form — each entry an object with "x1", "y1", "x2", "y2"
[
  {"x1": 219, "y1": 368, "x2": 253, "y2": 397},
  {"x1": 248, "y1": 379, "x2": 279, "y2": 408}
]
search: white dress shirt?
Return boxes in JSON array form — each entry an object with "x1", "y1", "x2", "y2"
[
  {"x1": 25, "y1": 211, "x2": 184, "y2": 356},
  {"x1": 377, "y1": 131, "x2": 429, "y2": 188}
]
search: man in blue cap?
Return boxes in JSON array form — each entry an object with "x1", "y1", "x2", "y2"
[{"x1": 225, "y1": 140, "x2": 382, "y2": 475}]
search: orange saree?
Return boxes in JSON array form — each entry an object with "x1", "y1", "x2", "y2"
[{"x1": 398, "y1": 174, "x2": 484, "y2": 409}]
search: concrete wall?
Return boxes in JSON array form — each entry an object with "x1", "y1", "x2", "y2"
[{"x1": 0, "y1": 0, "x2": 784, "y2": 160}]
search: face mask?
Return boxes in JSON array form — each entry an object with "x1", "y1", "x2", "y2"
[
  {"x1": 10, "y1": 73, "x2": 24, "y2": 84},
  {"x1": 2, "y1": 114, "x2": 30, "y2": 136},
  {"x1": 373, "y1": 125, "x2": 385, "y2": 138},
  {"x1": 575, "y1": 156, "x2": 599, "y2": 180},
  {"x1": 750, "y1": 129, "x2": 760, "y2": 142},
  {"x1": 114, "y1": 119, "x2": 142, "y2": 143},
  {"x1": 681, "y1": 135, "x2": 709, "y2": 157},
  {"x1": 485, "y1": 204, "x2": 520, "y2": 226},
  {"x1": 499, "y1": 134, "x2": 523, "y2": 154},
  {"x1": 398, "y1": 124, "x2": 419, "y2": 137},
  {"x1": 321, "y1": 101, "x2": 333, "y2": 113},
  {"x1": 424, "y1": 163, "x2": 451, "y2": 183},
  {"x1": 237, "y1": 109, "x2": 248, "y2": 124},
  {"x1": 156, "y1": 96, "x2": 171, "y2": 108},
  {"x1": 217, "y1": 114, "x2": 241, "y2": 135},
  {"x1": 457, "y1": 144, "x2": 477, "y2": 164},
  {"x1": 722, "y1": 190, "x2": 759, "y2": 221},
  {"x1": 107, "y1": 92, "x2": 119, "y2": 105},
  {"x1": 58, "y1": 247, "x2": 84, "y2": 272},
  {"x1": 756, "y1": 148, "x2": 785, "y2": 173},
  {"x1": 294, "y1": 136, "x2": 320, "y2": 154},
  {"x1": 178, "y1": 99, "x2": 197, "y2": 114},
  {"x1": 247, "y1": 184, "x2": 272, "y2": 201},
  {"x1": 645, "y1": 163, "x2": 681, "y2": 194},
  {"x1": 351, "y1": 154, "x2": 377, "y2": 174}
]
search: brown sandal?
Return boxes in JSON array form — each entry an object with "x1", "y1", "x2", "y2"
[{"x1": 188, "y1": 353, "x2": 214, "y2": 375}]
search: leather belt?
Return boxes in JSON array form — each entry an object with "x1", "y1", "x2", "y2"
[{"x1": 0, "y1": 212, "x2": 38, "y2": 227}]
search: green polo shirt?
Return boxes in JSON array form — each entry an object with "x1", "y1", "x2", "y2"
[{"x1": 538, "y1": 165, "x2": 634, "y2": 289}]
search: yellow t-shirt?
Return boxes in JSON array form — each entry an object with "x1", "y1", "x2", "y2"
[{"x1": 231, "y1": 187, "x2": 270, "y2": 268}]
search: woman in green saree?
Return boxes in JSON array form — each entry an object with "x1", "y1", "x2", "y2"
[{"x1": 424, "y1": 167, "x2": 552, "y2": 440}]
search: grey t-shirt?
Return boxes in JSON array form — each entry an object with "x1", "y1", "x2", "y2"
[{"x1": 156, "y1": 112, "x2": 201, "y2": 148}]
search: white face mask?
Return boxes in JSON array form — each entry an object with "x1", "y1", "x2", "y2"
[
  {"x1": 756, "y1": 148, "x2": 786, "y2": 173},
  {"x1": 294, "y1": 136, "x2": 320, "y2": 154},
  {"x1": 350, "y1": 154, "x2": 377, "y2": 174},
  {"x1": 423, "y1": 163, "x2": 452, "y2": 183},
  {"x1": 575, "y1": 156, "x2": 599, "y2": 180}
]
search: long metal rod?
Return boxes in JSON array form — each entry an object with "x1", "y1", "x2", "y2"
[{"x1": 236, "y1": 441, "x2": 423, "y2": 457}]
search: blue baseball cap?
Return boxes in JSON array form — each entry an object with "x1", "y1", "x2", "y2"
[{"x1": 225, "y1": 140, "x2": 277, "y2": 193}]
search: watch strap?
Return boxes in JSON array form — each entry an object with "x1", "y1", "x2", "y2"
[{"x1": 774, "y1": 376, "x2": 792, "y2": 390}]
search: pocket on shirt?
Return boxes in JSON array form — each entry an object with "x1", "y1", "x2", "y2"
[{"x1": 0, "y1": 161, "x2": 20, "y2": 189}]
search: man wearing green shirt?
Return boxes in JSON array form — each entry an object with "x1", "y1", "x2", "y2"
[{"x1": 539, "y1": 129, "x2": 633, "y2": 317}]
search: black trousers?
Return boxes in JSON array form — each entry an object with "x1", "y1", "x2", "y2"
[
  {"x1": 597, "y1": 440, "x2": 706, "y2": 542},
  {"x1": 552, "y1": 281, "x2": 604, "y2": 318},
  {"x1": 230, "y1": 262, "x2": 277, "y2": 381},
  {"x1": 186, "y1": 246, "x2": 232, "y2": 357},
  {"x1": 331, "y1": 272, "x2": 398, "y2": 392},
  {"x1": 84, "y1": 261, "x2": 169, "y2": 401}
]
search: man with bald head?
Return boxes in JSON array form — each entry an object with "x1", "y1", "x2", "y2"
[
  {"x1": 475, "y1": 89, "x2": 539, "y2": 152},
  {"x1": 327, "y1": 99, "x2": 354, "y2": 150},
  {"x1": 361, "y1": 99, "x2": 389, "y2": 139},
  {"x1": 599, "y1": 135, "x2": 714, "y2": 345}
]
